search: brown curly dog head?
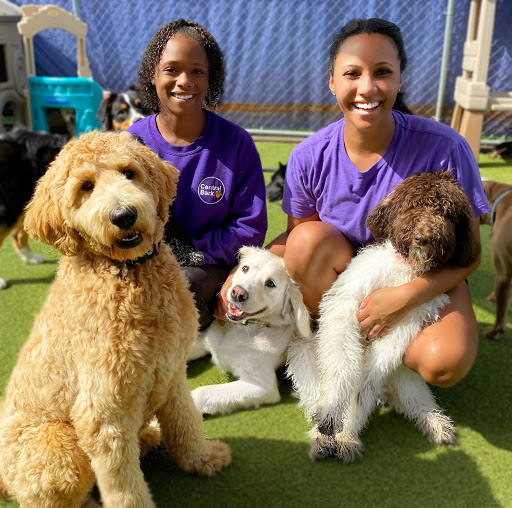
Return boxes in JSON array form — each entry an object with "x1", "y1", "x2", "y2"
[
  {"x1": 24, "y1": 130, "x2": 178, "y2": 262},
  {"x1": 366, "y1": 171, "x2": 480, "y2": 272}
]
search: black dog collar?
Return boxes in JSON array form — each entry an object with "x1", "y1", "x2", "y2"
[
  {"x1": 116, "y1": 242, "x2": 160, "y2": 279},
  {"x1": 124, "y1": 243, "x2": 160, "y2": 267}
]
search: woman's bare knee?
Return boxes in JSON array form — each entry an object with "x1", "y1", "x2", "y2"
[
  {"x1": 283, "y1": 222, "x2": 355, "y2": 315},
  {"x1": 284, "y1": 222, "x2": 354, "y2": 278},
  {"x1": 411, "y1": 354, "x2": 471, "y2": 387},
  {"x1": 408, "y1": 345, "x2": 476, "y2": 387},
  {"x1": 404, "y1": 282, "x2": 479, "y2": 388}
]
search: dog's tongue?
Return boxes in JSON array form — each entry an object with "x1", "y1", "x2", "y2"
[{"x1": 228, "y1": 303, "x2": 244, "y2": 318}]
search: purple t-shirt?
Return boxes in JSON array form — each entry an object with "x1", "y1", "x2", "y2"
[
  {"x1": 282, "y1": 110, "x2": 490, "y2": 248},
  {"x1": 128, "y1": 112, "x2": 267, "y2": 267}
]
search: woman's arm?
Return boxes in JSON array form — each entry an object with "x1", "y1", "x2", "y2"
[{"x1": 357, "y1": 217, "x2": 481, "y2": 339}]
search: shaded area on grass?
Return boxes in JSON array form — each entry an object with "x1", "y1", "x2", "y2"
[{"x1": 137, "y1": 432, "x2": 501, "y2": 508}]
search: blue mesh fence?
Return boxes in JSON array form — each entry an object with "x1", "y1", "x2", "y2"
[{"x1": 9, "y1": 0, "x2": 512, "y2": 137}]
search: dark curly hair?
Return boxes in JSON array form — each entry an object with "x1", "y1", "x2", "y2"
[
  {"x1": 136, "y1": 19, "x2": 226, "y2": 112},
  {"x1": 329, "y1": 18, "x2": 407, "y2": 75}
]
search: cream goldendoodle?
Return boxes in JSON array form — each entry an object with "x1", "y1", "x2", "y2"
[
  {"x1": 0, "y1": 131, "x2": 230, "y2": 508},
  {"x1": 189, "y1": 246, "x2": 311, "y2": 415}
]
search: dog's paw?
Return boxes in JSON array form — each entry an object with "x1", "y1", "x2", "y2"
[
  {"x1": 0, "y1": 277, "x2": 6, "y2": 290},
  {"x1": 191, "y1": 386, "x2": 218, "y2": 415},
  {"x1": 101, "y1": 488, "x2": 155, "y2": 508},
  {"x1": 482, "y1": 325, "x2": 505, "y2": 341},
  {"x1": 168, "y1": 241, "x2": 205, "y2": 267},
  {"x1": 138, "y1": 421, "x2": 161, "y2": 456},
  {"x1": 17, "y1": 247, "x2": 45, "y2": 265},
  {"x1": 307, "y1": 427, "x2": 336, "y2": 460},
  {"x1": 183, "y1": 440, "x2": 232, "y2": 477},
  {"x1": 417, "y1": 410, "x2": 457, "y2": 445},
  {"x1": 164, "y1": 214, "x2": 205, "y2": 267},
  {"x1": 332, "y1": 433, "x2": 364, "y2": 463},
  {"x1": 192, "y1": 386, "x2": 236, "y2": 415}
]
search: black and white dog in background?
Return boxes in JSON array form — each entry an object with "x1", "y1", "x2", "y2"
[
  {"x1": 265, "y1": 162, "x2": 287, "y2": 202},
  {"x1": 97, "y1": 88, "x2": 153, "y2": 131},
  {"x1": 0, "y1": 129, "x2": 70, "y2": 288}
]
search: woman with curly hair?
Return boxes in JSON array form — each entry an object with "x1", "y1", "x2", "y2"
[{"x1": 129, "y1": 19, "x2": 267, "y2": 329}]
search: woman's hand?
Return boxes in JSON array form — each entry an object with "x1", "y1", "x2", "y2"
[
  {"x1": 213, "y1": 266, "x2": 237, "y2": 321},
  {"x1": 213, "y1": 282, "x2": 229, "y2": 321},
  {"x1": 357, "y1": 284, "x2": 415, "y2": 339}
]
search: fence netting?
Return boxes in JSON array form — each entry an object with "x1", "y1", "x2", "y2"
[{"x1": 10, "y1": 0, "x2": 512, "y2": 137}]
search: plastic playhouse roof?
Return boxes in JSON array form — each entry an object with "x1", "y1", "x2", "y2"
[{"x1": 0, "y1": 0, "x2": 21, "y2": 22}]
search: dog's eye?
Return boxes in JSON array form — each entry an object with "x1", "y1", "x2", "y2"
[
  {"x1": 241, "y1": 265, "x2": 249, "y2": 273},
  {"x1": 265, "y1": 279, "x2": 276, "y2": 288},
  {"x1": 81, "y1": 181, "x2": 94, "y2": 191},
  {"x1": 122, "y1": 169, "x2": 135, "y2": 180}
]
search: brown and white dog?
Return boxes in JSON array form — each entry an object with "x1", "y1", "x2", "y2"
[
  {"x1": 288, "y1": 171, "x2": 479, "y2": 462},
  {"x1": 480, "y1": 179, "x2": 512, "y2": 340},
  {"x1": 97, "y1": 88, "x2": 153, "y2": 131}
]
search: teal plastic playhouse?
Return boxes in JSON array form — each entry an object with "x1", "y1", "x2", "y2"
[{"x1": 17, "y1": 4, "x2": 102, "y2": 135}]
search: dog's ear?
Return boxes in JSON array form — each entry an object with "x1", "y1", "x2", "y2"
[
  {"x1": 131, "y1": 134, "x2": 146, "y2": 146},
  {"x1": 156, "y1": 161, "x2": 179, "y2": 223},
  {"x1": 451, "y1": 194, "x2": 481, "y2": 268},
  {"x1": 286, "y1": 279, "x2": 311, "y2": 338},
  {"x1": 237, "y1": 245, "x2": 256, "y2": 262},
  {"x1": 439, "y1": 174, "x2": 481, "y2": 268},
  {"x1": 136, "y1": 143, "x2": 178, "y2": 223},
  {"x1": 366, "y1": 194, "x2": 393, "y2": 240},
  {"x1": 96, "y1": 92, "x2": 117, "y2": 130},
  {"x1": 24, "y1": 156, "x2": 84, "y2": 256}
]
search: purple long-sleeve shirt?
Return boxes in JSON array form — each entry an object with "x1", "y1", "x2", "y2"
[{"x1": 128, "y1": 112, "x2": 267, "y2": 267}]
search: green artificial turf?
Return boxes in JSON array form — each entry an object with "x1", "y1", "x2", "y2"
[{"x1": 0, "y1": 146, "x2": 511, "y2": 508}]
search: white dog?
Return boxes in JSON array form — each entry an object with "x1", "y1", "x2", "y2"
[
  {"x1": 287, "y1": 172, "x2": 480, "y2": 462},
  {"x1": 189, "y1": 246, "x2": 311, "y2": 415}
]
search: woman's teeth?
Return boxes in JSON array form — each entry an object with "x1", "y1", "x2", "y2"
[
  {"x1": 173, "y1": 94, "x2": 193, "y2": 99},
  {"x1": 354, "y1": 102, "x2": 380, "y2": 110}
]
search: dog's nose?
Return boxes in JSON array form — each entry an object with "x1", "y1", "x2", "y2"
[
  {"x1": 109, "y1": 205, "x2": 138, "y2": 230},
  {"x1": 231, "y1": 285, "x2": 248, "y2": 303},
  {"x1": 414, "y1": 234, "x2": 428, "y2": 246}
]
